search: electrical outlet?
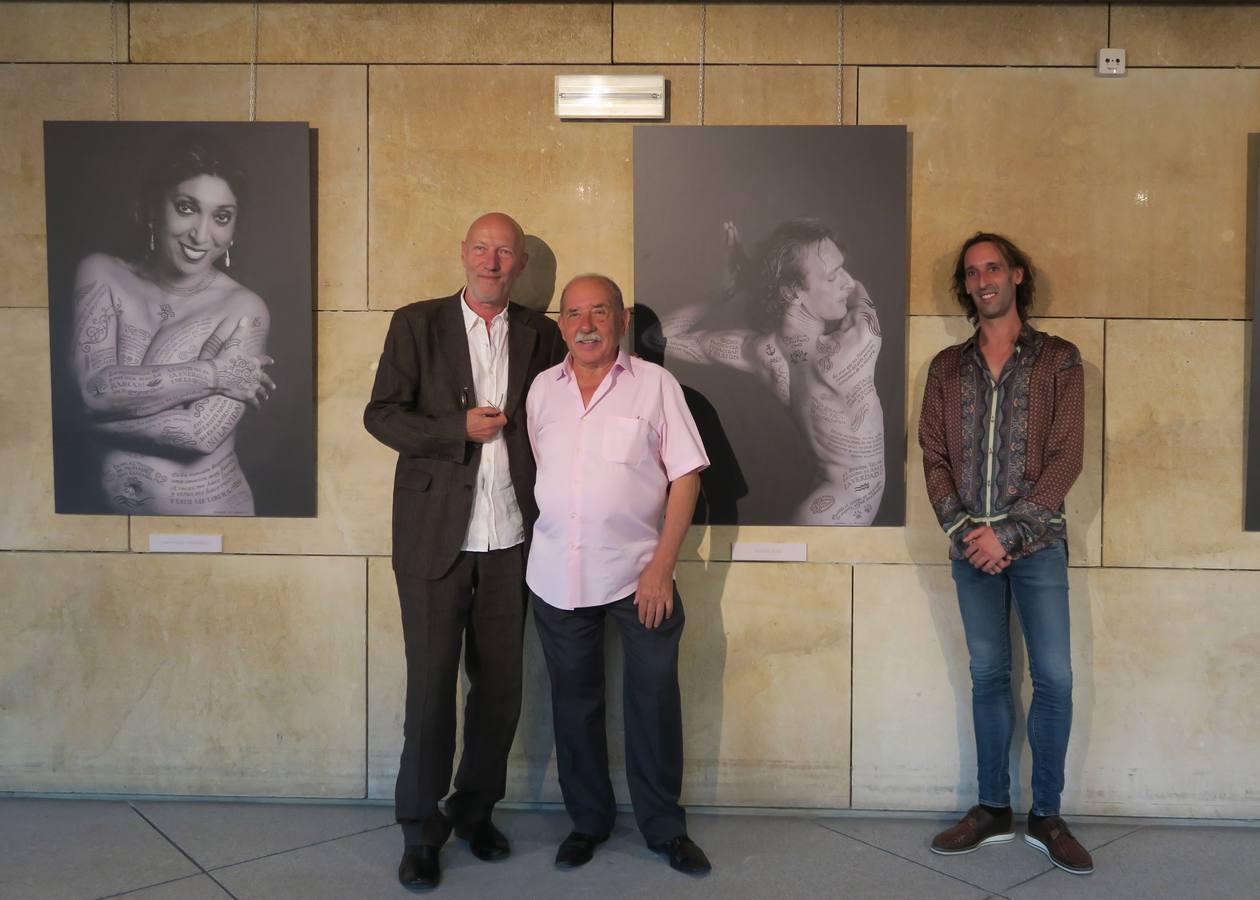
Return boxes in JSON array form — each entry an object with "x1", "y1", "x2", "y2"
[{"x1": 1097, "y1": 48, "x2": 1126, "y2": 77}]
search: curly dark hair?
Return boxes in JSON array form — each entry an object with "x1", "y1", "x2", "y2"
[
  {"x1": 137, "y1": 129, "x2": 248, "y2": 237},
  {"x1": 950, "y1": 231, "x2": 1035, "y2": 323}
]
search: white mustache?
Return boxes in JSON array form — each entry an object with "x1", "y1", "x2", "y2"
[{"x1": 575, "y1": 332, "x2": 602, "y2": 344}]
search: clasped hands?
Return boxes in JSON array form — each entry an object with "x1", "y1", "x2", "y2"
[
  {"x1": 209, "y1": 317, "x2": 276, "y2": 408},
  {"x1": 963, "y1": 525, "x2": 1011, "y2": 575}
]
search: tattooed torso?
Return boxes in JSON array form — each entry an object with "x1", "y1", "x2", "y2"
[
  {"x1": 657, "y1": 278, "x2": 886, "y2": 525},
  {"x1": 71, "y1": 253, "x2": 269, "y2": 516},
  {"x1": 771, "y1": 283, "x2": 885, "y2": 525}
]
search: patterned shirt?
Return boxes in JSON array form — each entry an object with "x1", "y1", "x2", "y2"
[{"x1": 919, "y1": 323, "x2": 1084, "y2": 561}]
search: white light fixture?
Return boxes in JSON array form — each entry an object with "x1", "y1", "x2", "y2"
[{"x1": 555, "y1": 75, "x2": 666, "y2": 120}]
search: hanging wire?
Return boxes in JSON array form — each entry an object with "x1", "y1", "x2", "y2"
[
  {"x1": 836, "y1": 2, "x2": 845, "y2": 124},
  {"x1": 109, "y1": 0, "x2": 120, "y2": 120},
  {"x1": 697, "y1": 3, "x2": 707, "y2": 126},
  {"x1": 248, "y1": 0, "x2": 260, "y2": 121}
]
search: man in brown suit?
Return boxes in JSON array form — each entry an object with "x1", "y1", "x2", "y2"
[{"x1": 364, "y1": 212, "x2": 564, "y2": 890}]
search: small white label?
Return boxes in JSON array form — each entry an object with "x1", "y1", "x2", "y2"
[
  {"x1": 730, "y1": 541, "x2": 808, "y2": 562},
  {"x1": 148, "y1": 533, "x2": 223, "y2": 553}
]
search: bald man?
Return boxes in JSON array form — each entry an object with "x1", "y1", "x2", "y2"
[{"x1": 365, "y1": 212, "x2": 565, "y2": 889}]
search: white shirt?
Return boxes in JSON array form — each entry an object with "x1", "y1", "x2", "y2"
[{"x1": 459, "y1": 292, "x2": 524, "y2": 552}]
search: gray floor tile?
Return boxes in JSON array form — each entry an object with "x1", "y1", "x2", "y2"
[
  {"x1": 215, "y1": 809, "x2": 991, "y2": 899},
  {"x1": 823, "y1": 814, "x2": 1140, "y2": 894},
  {"x1": 131, "y1": 800, "x2": 396, "y2": 870},
  {"x1": 111, "y1": 874, "x2": 232, "y2": 899},
  {"x1": 0, "y1": 799, "x2": 198, "y2": 900},
  {"x1": 1008, "y1": 825, "x2": 1260, "y2": 900}
]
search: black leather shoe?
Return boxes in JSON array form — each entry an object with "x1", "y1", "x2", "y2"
[
  {"x1": 653, "y1": 835, "x2": 712, "y2": 875},
  {"x1": 454, "y1": 819, "x2": 510, "y2": 861},
  {"x1": 398, "y1": 845, "x2": 441, "y2": 890},
  {"x1": 555, "y1": 831, "x2": 608, "y2": 868}
]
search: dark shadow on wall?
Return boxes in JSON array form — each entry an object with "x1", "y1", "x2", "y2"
[
  {"x1": 512, "y1": 235, "x2": 558, "y2": 313},
  {"x1": 633, "y1": 305, "x2": 749, "y2": 522}
]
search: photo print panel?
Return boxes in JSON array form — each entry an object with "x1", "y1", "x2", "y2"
[
  {"x1": 44, "y1": 121, "x2": 316, "y2": 517},
  {"x1": 1247, "y1": 134, "x2": 1260, "y2": 531},
  {"x1": 634, "y1": 126, "x2": 908, "y2": 526}
]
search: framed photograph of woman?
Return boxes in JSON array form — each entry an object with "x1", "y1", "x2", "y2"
[
  {"x1": 44, "y1": 121, "x2": 316, "y2": 517},
  {"x1": 634, "y1": 125, "x2": 908, "y2": 527}
]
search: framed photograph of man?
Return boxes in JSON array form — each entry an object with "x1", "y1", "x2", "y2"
[
  {"x1": 633, "y1": 125, "x2": 907, "y2": 526},
  {"x1": 44, "y1": 121, "x2": 316, "y2": 517}
]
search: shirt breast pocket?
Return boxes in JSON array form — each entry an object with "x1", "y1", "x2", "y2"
[{"x1": 602, "y1": 415, "x2": 649, "y2": 465}]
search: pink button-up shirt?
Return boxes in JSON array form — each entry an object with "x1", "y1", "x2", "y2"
[{"x1": 526, "y1": 350, "x2": 709, "y2": 610}]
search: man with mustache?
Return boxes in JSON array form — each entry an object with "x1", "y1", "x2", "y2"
[
  {"x1": 526, "y1": 274, "x2": 712, "y2": 875},
  {"x1": 364, "y1": 212, "x2": 565, "y2": 889},
  {"x1": 919, "y1": 232, "x2": 1090, "y2": 875}
]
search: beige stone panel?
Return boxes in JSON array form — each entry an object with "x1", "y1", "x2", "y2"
[
  {"x1": 0, "y1": 309, "x2": 129, "y2": 551},
  {"x1": 129, "y1": 312, "x2": 393, "y2": 556},
  {"x1": 1105, "y1": 320, "x2": 1260, "y2": 568},
  {"x1": 366, "y1": 557, "x2": 404, "y2": 800},
  {"x1": 702, "y1": 66, "x2": 856, "y2": 126},
  {"x1": 0, "y1": 553, "x2": 367, "y2": 796},
  {"x1": 707, "y1": 4, "x2": 841, "y2": 64},
  {"x1": 676, "y1": 561, "x2": 851, "y2": 807},
  {"x1": 1114, "y1": 4, "x2": 1260, "y2": 67},
  {"x1": 852, "y1": 565, "x2": 1260, "y2": 817},
  {"x1": 0, "y1": 2, "x2": 127, "y2": 62},
  {"x1": 0, "y1": 66, "x2": 115, "y2": 309},
  {"x1": 1074, "y1": 569, "x2": 1260, "y2": 817},
  {"x1": 613, "y1": 2, "x2": 703, "y2": 63},
  {"x1": 257, "y1": 66, "x2": 368, "y2": 311},
  {"x1": 843, "y1": 3, "x2": 1104, "y2": 66},
  {"x1": 613, "y1": 3, "x2": 846, "y2": 66},
  {"x1": 137, "y1": 3, "x2": 601, "y2": 65},
  {"x1": 683, "y1": 316, "x2": 1103, "y2": 568},
  {"x1": 369, "y1": 65, "x2": 700, "y2": 314},
  {"x1": 130, "y1": 3, "x2": 258, "y2": 63},
  {"x1": 369, "y1": 559, "x2": 852, "y2": 808},
  {"x1": 258, "y1": 3, "x2": 610, "y2": 64},
  {"x1": 861, "y1": 68, "x2": 1260, "y2": 319},
  {"x1": 116, "y1": 65, "x2": 252, "y2": 120}
]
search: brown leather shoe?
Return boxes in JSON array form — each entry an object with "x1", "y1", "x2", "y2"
[
  {"x1": 930, "y1": 805, "x2": 1015, "y2": 855},
  {"x1": 1024, "y1": 814, "x2": 1094, "y2": 875}
]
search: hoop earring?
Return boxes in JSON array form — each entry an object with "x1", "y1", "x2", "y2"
[
  {"x1": 148, "y1": 224, "x2": 155, "y2": 252},
  {"x1": 225, "y1": 243, "x2": 232, "y2": 268}
]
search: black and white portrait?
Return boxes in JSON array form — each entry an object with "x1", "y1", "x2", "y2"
[
  {"x1": 44, "y1": 122, "x2": 315, "y2": 517},
  {"x1": 634, "y1": 126, "x2": 907, "y2": 526}
]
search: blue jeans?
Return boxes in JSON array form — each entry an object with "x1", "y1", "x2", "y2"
[{"x1": 951, "y1": 541, "x2": 1072, "y2": 816}]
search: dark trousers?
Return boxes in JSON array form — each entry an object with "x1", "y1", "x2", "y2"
[
  {"x1": 531, "y1": 589, "x2": 687, "y2": 847},
  {"x1": 395, "y1": 545, "x2": 527, "y2": 847}
]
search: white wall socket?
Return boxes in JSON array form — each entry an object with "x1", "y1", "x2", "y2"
[{"x1": 1097, "y1": 48, "x2": 1126, "y2": 77}]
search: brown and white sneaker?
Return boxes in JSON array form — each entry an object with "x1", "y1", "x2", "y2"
[
  {"x1": 1024, "y1": 813, "x2": 1094, "y2": 875},
  {"x1": 930, "y1": 805, "x2": 1015, "y2": 855}
]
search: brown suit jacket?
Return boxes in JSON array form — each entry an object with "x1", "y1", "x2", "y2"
[{"x1": 364, "y1": 293, "x2": 565, "y2": 579}]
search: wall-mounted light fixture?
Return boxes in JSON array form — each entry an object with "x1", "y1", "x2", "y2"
[{"x1": 554, "y1": 74, "x2": 666, "y2": 120}]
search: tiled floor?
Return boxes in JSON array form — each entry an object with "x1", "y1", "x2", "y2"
[{"x1": 2, "y1": 798, "x2": 1256, "y2": 900}]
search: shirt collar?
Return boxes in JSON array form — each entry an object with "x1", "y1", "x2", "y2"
[
  {"x1": 557, "y1": 348, "x2": 634, "y2": 381},
  {"x1": 459, "y1": 289, "x2": 509, "y2": 335},
  {"x1": 961, "y1": 320, "x2": 1041, "y2": 353}
]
